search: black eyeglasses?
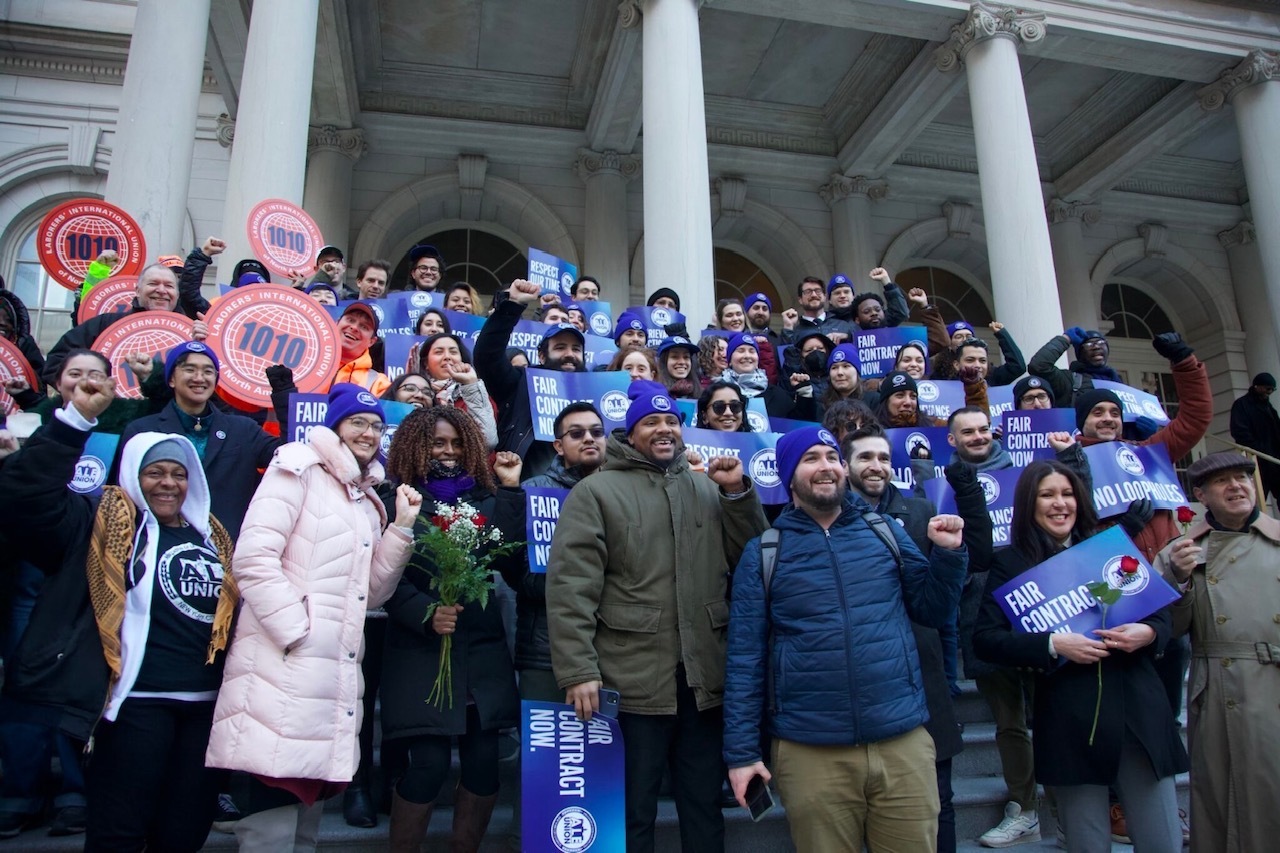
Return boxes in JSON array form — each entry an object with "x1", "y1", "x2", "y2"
[
  {"x1": 558, "y1": 426, "x2": 605, "y2": 440},
  {"x1": 710, "y1": 400, "x2": 743, "y2": 415}
]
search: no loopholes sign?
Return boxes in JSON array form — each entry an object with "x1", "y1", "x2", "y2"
[
  {"x1": 0, "y1": 337, "x2": 39, "y2": 415},
  {"x1": 246, "y1": 199, "x2": 325, "y2": 278},
  {"x1": 38, "y1": 199, "x2": 146, "y2": 291},
  {"x1": 204, "y1": 284, "x2": 341, "y2": 408},
  {"x1": 77, "y1": 275, "x2": 139, "y2": 324},
  {"x1": 92, "y1": 311, "x2": 194, "y2": 399}
]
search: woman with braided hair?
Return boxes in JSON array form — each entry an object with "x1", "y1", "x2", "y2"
[
  {"x1": 380, "y1": 406, "x2": 522, "y2": 853},
  {"x1": 0, "y1": 374, "x2": 238, "y2": 850}
]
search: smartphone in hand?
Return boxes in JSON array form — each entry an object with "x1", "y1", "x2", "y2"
[
  {"x1": 745, "y1": 774, "x2": 775, "y2": 822},
  {"x1": 597, "y1": 688, "x2": 621, "y2": 718}
]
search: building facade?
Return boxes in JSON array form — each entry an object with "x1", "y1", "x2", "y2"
[{"x1": 3, "y1": 0, "x2": 1279, "y2": 453}]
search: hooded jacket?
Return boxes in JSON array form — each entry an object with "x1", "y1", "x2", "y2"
[
  {"x1": 1, "y1": 288, "x2": 47, "y2": 399},
  {"x1": 547, "y1": 434, "x2": 768, "y2": 714},
  {"x1": 0, "y1": 413, "x2": 233, "y2": 739}
]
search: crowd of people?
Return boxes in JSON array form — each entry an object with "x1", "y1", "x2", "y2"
[{"x1": 0, "y1": 237, "x2": 1277, "y2": 853}]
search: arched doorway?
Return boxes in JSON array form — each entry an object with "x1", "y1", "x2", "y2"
[
  {"x1": 393, "y1": 228, "x2": 526, "y2": 303},
  {"x1": 895, "y1": 266, "x2": 994, "y2": 327},
  {"x1": 713, "y1": 247, "x2": 783, "y2": 329}
]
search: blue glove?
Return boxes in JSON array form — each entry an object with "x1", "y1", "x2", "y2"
[
  {"x1": 1065, "y1": 326, "x2": 1087, "y2": 346},
  {"x1": 1132, "y1": 415, "x2": 1160, "y2": 440}
]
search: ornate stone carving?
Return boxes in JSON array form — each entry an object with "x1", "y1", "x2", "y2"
[
  {"x1": 574, "y1": 148, "x2": 642, "y2": 183},
  {"x1": 1046, "y1": 198, "x2": 1101, "y2": 226},
  {"x1": 943, "y1": 202, "x2": 975, "y2": 239},
  {"x1": 934, "y1": 1, "x2": 1047, "y2": 73},
  {"x1": 458, "y1": 154, "x2": 488, "y2": 221},
  {"x1": 714, "y1": 176, "x2": 748, "y2": 218},
  {"x1": 215, "y1": 114, "x2": 236, "y2": 149},
  {"x1": 819, "y1": 174, "x2": 889, "y2": 206},
  {"x1": 66, "y1": 122, "x2": 102, "y2": 176},
  {"x1": 1218, "y1": 221, "x2": 1256, "y2": 249},
  {"x1": 307, "y1": 125, "x2": 367, "y2": 162},
  {"x1": 1198, "y1": 49, "x2": 1280, "y2": 111},
  {"x1": 618, "y1": 0, "x2": 643, "y2": 29},
  {"x1": 1138, "y1": 223, "x2": 1168, "y2": 258}
]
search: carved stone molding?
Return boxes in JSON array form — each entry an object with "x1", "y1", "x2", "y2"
[
  {"x1": 1138, "y1": 223, "x2": 1168, "y2": 258},
  {"x1": 1046, "y1": 198, "x2": 1101, "y2": 226},
  {"x1": 1198, "y1": 49, "x2": 1280, "y2": 111},
  {"x1": 1218, "y1": 220, "x2": 1256, "y2": 249},
  {"x1": 819, "y1": 174, "x2": 889, "y2": 206},
  {"x1": 934, "y1": 2, "x2": 1047, "y2": 73},
  {"x1": 307, "y1": 125, "x2": 367, "y2": 162},
  {"x1": 215, "y1": 114, "x2": 236, "y2": 149},
  {"x1": 943, "y1": 202, "x2": 975, "y2": 239},
  {"x1": 66, "y1": 123, "x2": 102, "y2": 176},
  {"x1": 458, "y1": 154, "x2": 488, "y2": 221},
  {"x1": 714, "y1": 176, "x2": 748, "y2": 218},
  {"x1": 574, "y1": 148, "x2": 642, "y2": 183},
  {"x1": 618, "y1": 0, "x2": 643, "y2": 28}
]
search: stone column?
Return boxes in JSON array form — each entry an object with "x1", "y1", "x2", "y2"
[
  {"x1": 630, "y1": 0, "x2": 715, "y2": 327},
  {"x1": 218, "y1": 0, "x2": 321, "y2": 277},
  {"x1": 575, "y1": 148, "x2": 640, "y2": 306},
  {"x1": 936, "y1": 3, "x2": 1063, "y2": 350},
  {"x1": 302, "y1": 126, "x2": 366, "y2": 258},
  {"x1": 104, "y1": 0, "x2": 212, "y2": 255},
  {"x1": 821, "y1": 174, "x2": 888, "y2": 278},
  {"x1": 1219, "y1": 221, "x2": 1279, "y2": 373},
  {"x1": 1200, "y1": 51, "x2": 1280, "y2": 373},
  {"x1": 1046, "y1": 199, "x2": 1101, "y2": 330}
]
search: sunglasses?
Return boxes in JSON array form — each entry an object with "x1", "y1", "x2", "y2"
[
  {"x1": 710, "y1": 400, "x2": 743, "y2": 416},
  {"x1": 559, "y1": 426, "x2": 605, "y2": 440}
]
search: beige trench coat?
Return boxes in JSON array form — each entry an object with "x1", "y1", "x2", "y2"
[{"x1": 1154, "y1": 512, "x2": 1280, "y2": 853}]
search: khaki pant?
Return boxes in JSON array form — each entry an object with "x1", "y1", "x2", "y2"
[{"x1": 773, "y1": 725, "x2": 939, "y2": 853}]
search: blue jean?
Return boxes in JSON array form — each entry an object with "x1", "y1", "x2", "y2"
[{"x1": 0, "y1": 561, "x2": 87, "y2": 813}]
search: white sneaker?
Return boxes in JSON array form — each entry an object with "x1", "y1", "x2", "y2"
[{"x1": 979, "y1": 802, "x2": 1042, "y2": 848}]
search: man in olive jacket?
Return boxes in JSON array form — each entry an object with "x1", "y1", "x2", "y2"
[{"x1": 547, "y1": 381, "x2": 768, "y2": 853}]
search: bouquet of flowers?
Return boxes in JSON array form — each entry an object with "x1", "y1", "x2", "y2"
[{"x1": 414, "y1": 501, "x2": 523, "y2": 708}]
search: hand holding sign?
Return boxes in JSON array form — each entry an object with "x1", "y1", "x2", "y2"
[
  {"x1": 566, "y1": 681, "x2": 603, "y2": 722},
  {"x1": 1051, "y1": 632, "x2": 1110, "y2": 664},
  {"x1": 1093, "y1": 622, "x2": 1155, "y2": 653},
  {"x1": 192, "y1": 312, "x2": 209, "y2": 342}
]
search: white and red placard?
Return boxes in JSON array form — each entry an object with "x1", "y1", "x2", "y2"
[
  {"x1": 0, "y1": 337, "x2": 39, "y2": 415},
  {"x1": 203, "y1": 284, "x2": 341, "y2": 409},
  {"x1": 245, "y1": 199, "x2": 324, "y2": 279},
  {"x1": 77, "y1": 275, "x2": 140, "y2": 325},
  {"x1": 38, "y1": 199, "x2": 146, "y2": 291},
  {"x1": 91, "y1": 311, "x2": 193, "y2": 399}
]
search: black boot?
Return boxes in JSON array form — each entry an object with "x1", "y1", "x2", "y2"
[{"x1": 344, "y1": 783, "x2": 377, "y2": 828}]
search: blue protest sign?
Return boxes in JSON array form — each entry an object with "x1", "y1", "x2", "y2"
[
  {"x1": 885, "y1": 426, "x2": 952, "y2": 487},
  {"x1": 383, "y1": 312, "x2": 488, "y2": 379},
  {"x1": 1082, "y1": 442, "x2": 1189, "y2": 519},
  {"x1": 853, "y1": 327, "x2": 929, "y2": 378},
  {"x1": 522, "y1": 700, "x2": 625, "y2": 853},
  {"x1": 922, "y1": 467, "x2": 1021, "y2": 549},
  {"x1": 576, "y1": 301, "x2": 613, "y2": 339},
  {"x1": 525, "y1": 487, "x2": 568, "y2": 575},
  {"x1": 992, "y1": 526, "x2": 1181, "y2": 636},
  {"x1": 768, "y1": 415, "x2": 822, "y2": 434},
  {"x1": 627, "y1": 306, "x2": 686, "y2": 348},
  {"x1": 988, "y1": 384, "x2": 1014, "y2": 431},
  {"x1": 525, "y1": 368, "x2": 631, "y2": 440},
  {"x1": 377, "y1": 401, "x2": 417, "y2": 461},
  {"x1": 528, "y1": 248, "x2": 579, "y2": 298},
  {"x1": 1002, "y1": 408, "x2": 1077, "y2": 467},
  {"x1": 1092, "y1": 379, "x2": 1170, "y2": 425},
  {"x1": 68, "y1": 432, "x2": 120, "y2": 496},
  {"x1": 510, "y1": 320, "x2": 618, "y2": 369},
  {"x1": 328, "y1": 298, "x2": 409, "y2": 339},
  {"x1": 680, "y1": 426, "x2": 787, "y2": 504},
  {"x1": 286, "y1": 393, "x2": 412, "y2": 462},
  {"x1": 916, "y1": 379, "x2": 966, "y2": 421}
]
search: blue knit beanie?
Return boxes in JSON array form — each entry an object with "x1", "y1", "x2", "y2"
[
  {"x1": 164, "y1": 341, "x2": 220, "y2": 383},
  {"x1": 624, "y1": 380, "x2": 678, "y2": 434},
  {"x1": 324, "y1": 382, "x2": 384, "y2": 430},
  {"x1": 776, "y1": 426, "x2": 842, "y2": 497}
]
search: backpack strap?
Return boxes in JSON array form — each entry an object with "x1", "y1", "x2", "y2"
[
  {"x1": 863, "y1": 511, "x2": 903, "y2": 569},
  {"x1": 759, "y1": 527, "x2": 781, "y2": 715}
]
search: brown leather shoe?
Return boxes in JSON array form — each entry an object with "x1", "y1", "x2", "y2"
[
  {"x1": 450, "y1": 785, "x2": 499, "y2": 853},
  {"x1": 1109, "y1": 803, "x2": 1131, "y2": 843},
  {"x1": 389, "y1": 789, "x2": 435, "y2": 853}
]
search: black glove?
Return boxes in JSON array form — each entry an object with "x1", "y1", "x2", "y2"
[
  {"x1": 909, "y1": 441, "x2": 931, "y2": 461},
  {"x1": 944, "y1": 458, "x2": 979, "y2": 495},
  {"x1": 265, "y1": 364, "x2": 295, "y2": 392},
  {"x1": 1151, "y1": 332, "x2": 1193, "y2": 363},
  {"x1": 1117, "y1": 497, "x2": 1154, "y2": 538},
  {"x1": 664, "y1": 322, "x2": 690, "y2": 339}
]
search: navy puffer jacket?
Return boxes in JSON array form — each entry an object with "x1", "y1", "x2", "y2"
[{"x1": 723, "y1": 493, "x2": 967, "y2": 767}]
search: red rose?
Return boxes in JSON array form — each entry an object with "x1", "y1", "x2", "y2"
[
  {"x1": 1120, "y1": 555, "x2": 1140, "y2": 574},
  {"x1": 474, "y1": 514, "x2": 488, "y2": 527},
  {"x1": 432, "y1": 515, "x2": 451, "y2": 531},
  {"x1": 1176, "y1": 505, "x2": 1195, "y2": 525}
]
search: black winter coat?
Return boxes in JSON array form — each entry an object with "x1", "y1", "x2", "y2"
[
  {"x1": 380, "y1": 487, "x2": 521, "y2": 740},
  {"x1": 973, "y1": 546, "x2": 1189, "y2": 786},
  {"x1": 42, "y1": 301, "x2": 147, "y2": 385},
  {"x1": 118, "y1": 401, "x2": 280, "y2": 539}
]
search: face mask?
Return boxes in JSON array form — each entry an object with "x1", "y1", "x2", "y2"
[{"x1": 804, "y1": 351, "x2": 826, "y2": 373}]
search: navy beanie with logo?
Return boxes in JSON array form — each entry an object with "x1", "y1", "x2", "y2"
[
  {"x1": 324, "y1": 382, "x2": 385, "y2": 430},
  {"x1": 776, "y1": 426, "x2": 842, "y2": 498},
  {"x1": 624, "y1": 380, "x2": 678, "y2": 434}
]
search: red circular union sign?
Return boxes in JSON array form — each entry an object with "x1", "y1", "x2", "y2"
[
  {"x1": 91, "y1": 311, "x2": 193, "y2": 400},
  {"x1": 0, "y1": 338, "x2": 38, "y2": 415},
  {"x1": 38, "y1": 199, "x2": 146, "y2": 291},
  {"x1": 245, "y1": 199, "x2": 324, "y2": 279},
  {"x1": 77, "y1": 275, "x2": 139, "y2": 325},
  {"x1": 203, "y1": 284, "x2": 340, "y2": 408}
]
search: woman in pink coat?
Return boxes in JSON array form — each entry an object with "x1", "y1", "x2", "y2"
[{"x1": 205, "y1": 384, "x2": 423, "y2": 851}]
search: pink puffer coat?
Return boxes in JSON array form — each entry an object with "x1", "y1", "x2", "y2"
[{"x1": 205, "y1": 427, "x2": 412, "y2": 782}]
